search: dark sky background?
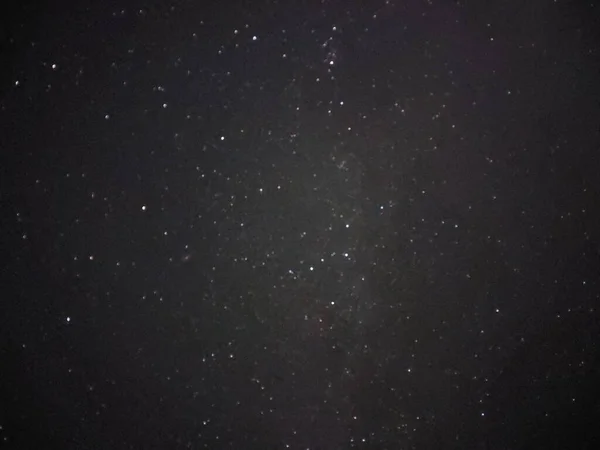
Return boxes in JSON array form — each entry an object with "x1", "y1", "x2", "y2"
[{"x1": 2, "y1": 0, "x2": 600, "y2": 448}]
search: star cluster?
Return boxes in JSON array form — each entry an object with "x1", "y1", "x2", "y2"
[{"x1": 2, "y1": 0, "x2": 600, "y2": 448}]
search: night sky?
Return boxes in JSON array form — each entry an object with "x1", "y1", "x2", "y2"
[{"x1": 2, "y1": 0, "x2": 600, "y2": 448}]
